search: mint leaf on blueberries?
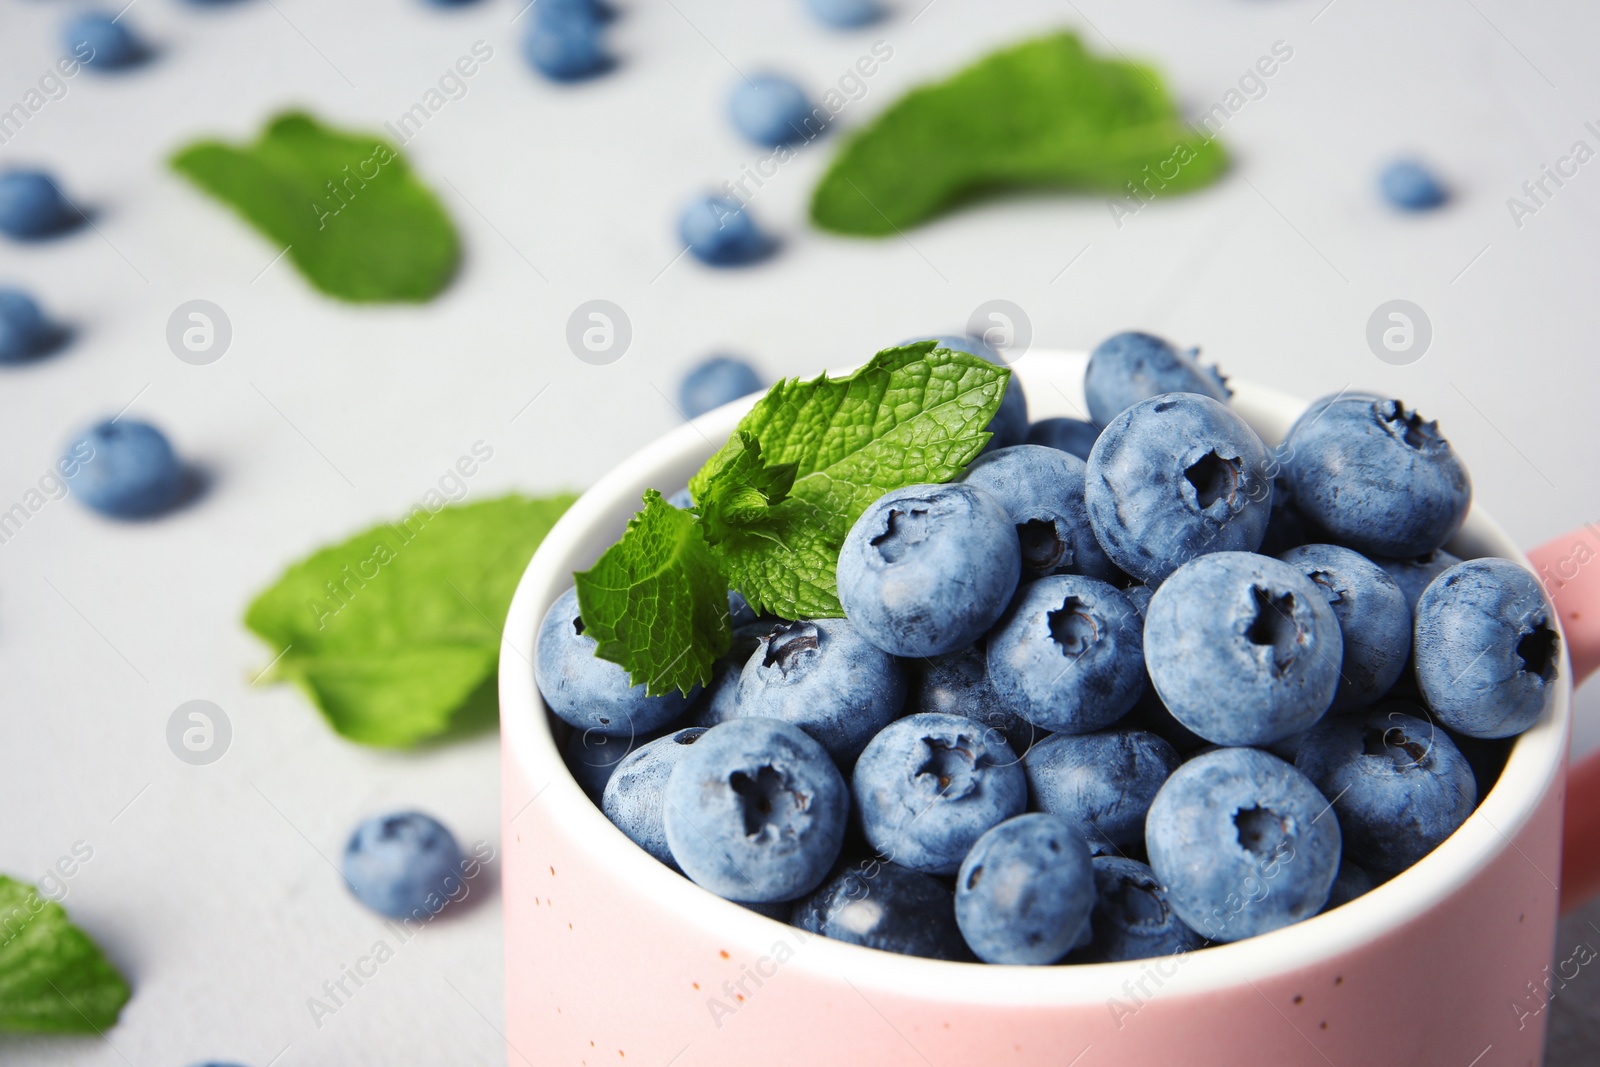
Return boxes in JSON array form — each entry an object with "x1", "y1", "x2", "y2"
[
  {"x1": 692, "y1": 342, "x2": 1008, "y2": 619},
  {"x1": 574, "y1": 490, "x2": 731, "y2": 697},
  {"x1": 811, "y1": 32, "x2": 1227, "y2": 236},
  {"x1": 693, "y1": 431, "x2": 799, "y2": 543},
  {"x1": 245, "y1": 493, "x2": 575, "y2": 747},
  {"x1": 0, "y1": 876, "x2": 131, "y2": 1034}
]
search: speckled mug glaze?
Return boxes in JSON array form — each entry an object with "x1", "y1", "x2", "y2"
[{"x1": 501, "y1": 352, "x2": 1600, "y2": 1067}]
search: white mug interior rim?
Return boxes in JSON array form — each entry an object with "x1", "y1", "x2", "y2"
[{"x1": 499, "y1": 350, "x2": 1570, "y2": 1007}]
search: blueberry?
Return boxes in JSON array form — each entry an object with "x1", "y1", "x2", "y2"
[
  {"x1": 563, "y1": 727, "x2": 642, "y2": 801},
  {"x1": 1026, "y1": 416, "x2": 1100, "y2": 460},
  {"x1": 602, "y1": 727, "x2": 709, "y2": 869},
  {"x1": 1283, "y1": 394, "x2": 1470, "y2": 559},
  {"x1": 523, "y1": 13, "x2": 609, "y2": 81},
  {"x1": 534, "y1": 586, "x2": 696, "y2": 737},
  {"x1": 679, "y1": 355, "x2": 763, "y2": 418},
  {"x1": 793, "y1": 858, "x2": 969, "y2": 960},
  {"x1": 1258, "y1": 471, "x2": 1309, "y2": 557},
  {"x1": 728, "y1": 74, "x2": 820, "y2": 148},
  {"x1": 66, "y1": 13, "x2": 149, "y2": 71},
  {"x1": 1379, "y1": 160, "x2": 1447, "y2": 211},
  {"x1": 1322, "y1": 858, "x2": 1377, "y2": 912},
  {"x1": 0, "y1": 170, "x2": 83, "y2": 240},
  {"x1": 986, "y1": 575, "x2": 1146, "y2": 734},
  {"x1": 1377, "y1": 549, "x2": 1462, "y2": 612},
  {"x1": 900, "y1": 333, "x2": 1028, "y2": 450},
  {"x1": 666, "y1": 487, "x2": 694, "y2": 510},
  {"x1": 961, "y1": 445, "x2": 1118, "y2": 581},
  {"x1": 1083, "y1": 331, "x2": 1230, "y2": 428},
  {"x1": 62, "y1": 419, "x2": 187, "y2": 518},
  {"x1": 0, "y1": 288, "x2": 59, "y2": 363},
  {"x1": 905, "y1": 645, "x2": 1045, "y2": 757},
  {"x1": 1413, "y1": 558, "x2": 1559, "y2": 738},
  {"x1": 1086, "y1": 394, "x2": 1273, "y2": 585},
  {"x1": 1145, "y1": 553, "x2": 1343, "y2": 746},
  {"x1": 954, "y1": 813, "x2": 1095, "y2": 964},
  {"x1": 802, "y1": 0, "x2": 882, "y2": 28},
  {"x1": 1023, "y1": 730, "x2": 1180, "y2": 853},
  {"x1": 663, "y1": 717, "x2": 847, "y2": 902},
  {"x1": 837, "y1": 483, "x2": 1020, "y2": 658},
  {"x1": 679, "y1": 195, "x2": 772, "y2": 267},
  {"x1": 1072, "y1": 856, "x2": 1204, "y2": 962},
  {"x1": 1295, "y1": 707, "x2": 1475, "y2": 874},
  {"x1": 734, "y1": 617, "x2": 903, "y2": 764},
  {"x1": 1278, "y1": 544, "x2": 1412, "y2": 711},
  {"x1": 852, "y1": 712, "x2": 1026, "y2": 874},
  {"x1": 1145, "y1": 747, "x2": 1341, "y2": 942},
  {"x1": 684, "y1": 621, "x2": 768, "y2": 728},
  {"x1": 342, "y1": 812, "x2": 466, "y2": 920}
]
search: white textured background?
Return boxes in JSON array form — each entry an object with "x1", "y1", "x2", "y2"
[{"x1": 1, "y1": 0, "x2": 1598, "y2": 1064}]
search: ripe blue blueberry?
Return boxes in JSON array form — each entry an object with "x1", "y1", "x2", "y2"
[
  {"x1": 1379, "y1": 160, "x2": 1447, "y2": 211},
  {"x1": 1278, "y1": 544, "x2": 1412, "y2": 711},
  {"x1": 954, "y1": 813, "x2": 1095, "y2": 965},
  {"x1": 666, "y1": 487, "x2": 694, "y2": 510},
  {"x1": 62, "y1": 419, "x2": 188, "y2": 518},
  {"x1": 1145, "y1": 747, "x2": 1341, "y2": 942},
  {"x1": 66, "y1": 13, "x2": 149, "y2": 71},
  {"x1": 679, "y1": 355, "x2": 763, "y2": 418},
  {"x1": 1258, "y1": 471, "x2": 1309, "y2": 557},
  {"x1": 802, "y1": 0, "x2": 882, "y2": 28},
  {"x1": 1085, "y1": 394, "x2": 1273, "y2": 585},
  {"x1": 1083, "y1": 331, "x2": 1230, "y2": 428},
  {"x1": 1378, "y1": 548, "x2": 1461, "y2": 612},
  {"x1": 342, "y1": 811, "x2": 466, "y2": 919},
  {"x1": 679, "y1": 195, "x2": 772, "y2": 267},
  {"x1": 852, "y1": 712, "x2": 1026, "y2": 874},
  {"x1": 663, "y1": 717, "x2": 847, "y2": 902},
  {"x1": 1283, "y1": 394, "x2": 1470, "y2": 559},
  {"x1": 961, "y1": 445, "x2": 1118, "y2": 581},
  {"x1": 534, "y1": 586, "x2": 696, "y2": 737},
  {"x1": 0, "y1": 288, "x2": 60, "y2": 363},
  {"x1": 1145, "y1": 552, "x2": 1343, "y2": 746},
  {"x1": 563, "y1": 727, "x2": 642, "y2": 801},
  {"x1": 685, "y1": 621, "x2": 768, "y2": 728},
  {"x1": 1413, "y1": 558, "x2": 1559, "y2": 738},
  {"x1": 523, "y1": 12, "x2": 609, "y2": 81},
  {"x1": 1295, "y1": 707, "x2": 1475, "y2": 875},
  {"x1": 734, "y1": 617, "x2": 904, "y2": 764},
  {"x1": 1072, "y1": 856, "x2": 1204, "y2": 962},
  {"x1": 793, "y1": 859, "x2": 969, "y2": 960},
  {"x1": 837, "y1": 483, "x2": 1021, "y2": 658},
  {"x1": 602, "y1": 727, "x2": 708, "y2": 869},
  {"x1": 1322, "y1": 859, "x2": 1376, "y2": 912},
  {"x1": 1026, "y1": 416, "x2": 1099, "y2": 460},
  {"x1": 729, "y1": 74, "x2": 819, "y2": 148},
  {"x1": 906, "y1": 645, "x2": 1045, "y2": 757},
  {"x1": 1023, "y1": 730, "x2": 1180, "y2": 853},
  {"x1": 986, "y1": 575, "x2": 1146, "y2": 734},
  {"x1": 901, "y1": 333, "x2": 1028, "y2": 450},
  {"x1": 0, "y1": 170, "x2": 83, "y2": 240}
]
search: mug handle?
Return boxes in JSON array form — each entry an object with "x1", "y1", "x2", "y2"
[{"x1": 1525, "y1": 527, "x2": 1600, "y2": 911}]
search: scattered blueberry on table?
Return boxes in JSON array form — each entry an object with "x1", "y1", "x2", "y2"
[
  {"x1": 1379, "y1": 159, "x2": 1448, "y2": 211},
  {"x1": 678, "y1": 194, "x2": 773, "y2": 266},
  {"x1": 0, "y1": 170, "x2": 84, "y2": 240},
  {"x1": 679, "y1": 355, "x2": 763, "y2": 418},
  {"x1": 0, "y1": 287, "x2": 63, "y2": 363},
  {"x1": 523, "y1": 8, "x2": 610, "y2": 82},
  {"x1": 802, "y1": 0, "x2": 882, "y2": 28},
  {"x1": 342, "y1": 811, "x2": 466, "y2": 920},
  {"x1": 66, "y1": 12, "x2": 150, "y2": 71},
  {"x1": 729, "y1": 74, "x2": 819, "y2": 147},
  {"x1": 62, "y1": 419, "x2": 189, "y2": 518}
]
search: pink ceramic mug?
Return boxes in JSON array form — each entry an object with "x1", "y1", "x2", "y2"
[{"x1": 499, "y1": 352, "x2": 1600, "y2": 1066}]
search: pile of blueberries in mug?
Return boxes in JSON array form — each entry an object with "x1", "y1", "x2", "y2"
[{"x1": 534, "y1": 331, "x2": 1561, "y2": 966}]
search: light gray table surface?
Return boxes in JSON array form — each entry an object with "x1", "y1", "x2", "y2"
[{"x1": 2, "y1": 0, "x2": 1598, "y2": 1064}]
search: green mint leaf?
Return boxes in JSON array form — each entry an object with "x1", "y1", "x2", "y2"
[
  {"x1": 811, "y1": 32, "x2": 1228, "y2": 236},
  {"x1": 245, "y1": 493, "x2": 575, "y2": 747},
  {"x1": 172, "y1": 111, "x2": 460, "y2": 303},
  {"x1": 694, "y1": 431, "x2": 798, "y2": 542},
  {"x1": 0, "y1": 876, "x2": 131, "y2": 1034},
  {"x1": 574, "y1": 490, "x2": 730, "y2": 697},
  {"x1": 689, "y1": 342, "x2": 1007, "y2": 618}
]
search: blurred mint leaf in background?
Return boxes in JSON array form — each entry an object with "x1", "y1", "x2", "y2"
[
  {"x1": 246, "y1": 494, "x2": 574, "y2": 747},
  {"x1": 172, "y1": 111, "x2": 460, "y2": 303},
  {"x1": 0, "y1": 876, "x2": 130, "y2": 1034},
  {"x1": 811, "y1": 32, "x2": 1228, "y2": 236}
]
